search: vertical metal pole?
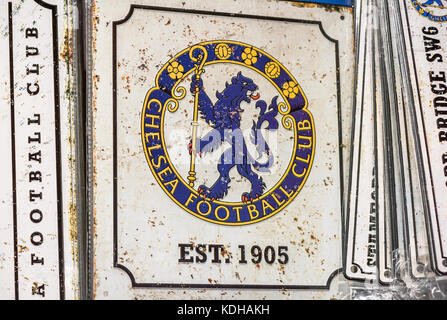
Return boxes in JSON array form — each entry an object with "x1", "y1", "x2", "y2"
[{"x1": 187, "y1": 46, "x2": 207, "y2": 188}]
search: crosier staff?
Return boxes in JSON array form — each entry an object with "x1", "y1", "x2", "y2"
[{"x1": 188, "y1": 45, "x2": 208, "y2": 188}]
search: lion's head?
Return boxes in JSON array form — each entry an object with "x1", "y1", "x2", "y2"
[{"x1": 215, "y1": 72, "x2": 260, "y2": 112}]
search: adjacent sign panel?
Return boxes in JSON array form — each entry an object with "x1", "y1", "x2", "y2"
[
  {"x1": 345, "y1": 0, "x2": 378, "y2": 281},
  {"x1": 89, "y1": 0, "x2": 354, "y2": 299},
  {"x1": 399, "y1": 0, "x2": 447, "y2": 276},
  {"x1": 0, "y1": 0, "x2": 81, "y2": 300}
]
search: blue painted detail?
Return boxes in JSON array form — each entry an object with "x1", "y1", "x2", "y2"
[
  {"x1": 287, "y1": 0, "x2": 353, "y2": 7},
  {"x1": 142, "y1": 41, "x2": 315, "y2": 225},
  {"x1": 411, "y1": 0, "x2": 447, "y2": 22}
]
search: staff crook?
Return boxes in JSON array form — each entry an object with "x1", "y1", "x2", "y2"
[{"x1": 187, "y1": 45, "x2": 208, "y2": 188}]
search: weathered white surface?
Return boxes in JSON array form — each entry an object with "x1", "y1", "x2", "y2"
[
  {"x1": 399, "y1": 0, "x2": 447, "y2": 276},
  {"x1": 89, "y1": 0, "x2": 354, "y2": 299},
  {"x1": 0, "y1": 0, "x2": 80, "y2": 300},
  {"x1": 345, "y1": 0, "x2": 377, "y2": 281}
]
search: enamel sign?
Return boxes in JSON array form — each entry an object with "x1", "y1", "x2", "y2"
[
  {"x1": 399, "y1": 0, "x2": 447, "y2": 276},
  {"x1": 0, "y1": 0, "x2": 81, "y2": 300},
  {"x1": 89, "y1": 0, "x2": 354, "y2": 299}
]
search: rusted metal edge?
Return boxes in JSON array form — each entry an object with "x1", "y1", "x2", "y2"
[
  {"x1": 71, "y1": 0, "x2": 88, "y2": 300},
  {"x1": 85, "y1": 0, "x2": 96, "y2": 301},
  {"x1": 60, "y1": 0, "x2": 84, "y2": 299}
]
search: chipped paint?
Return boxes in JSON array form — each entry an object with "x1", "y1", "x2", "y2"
[
  {"x1": 88, "y1": 0, "x2": 354, "y2": 300},
  {"x1": 0, "y1": 0, "x2": 81, "y2": 300},
  {"x1": 288, "y1": 0, "x2": 348, "y2": 13}
]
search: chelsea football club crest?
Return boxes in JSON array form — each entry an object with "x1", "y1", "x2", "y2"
[
  {"x1": 142, "y1": 41, "x2": 315, "y2": 226},
  {"x1": 411, "y1": 0, "x2": 447, "y2": 21}
]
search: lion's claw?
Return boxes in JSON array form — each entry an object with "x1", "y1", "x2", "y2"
[
  {"x1": 242, "y1": 192, "x2": 260, "y2": 203},
  {"x1": 190, "y1": 78, "x2": 204, "y2": 94},
  {"x1": 197, "y1": 185, "x2": 224, "y2": 202},
  {"x1": 188, "y1": 140, "x2": 203, "y2": 157}
]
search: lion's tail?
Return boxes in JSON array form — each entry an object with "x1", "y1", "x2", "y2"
[{"x1": 249, "y1": 97, "x2": 279, "y2": 172}]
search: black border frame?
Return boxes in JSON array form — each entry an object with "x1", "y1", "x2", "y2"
[
  {"x1": 394, "y1": 0, "x2": 433, "y2": 279},
  {"x1": 344, "y1": 0, "x2": 375, "y2": 280},
  {"x1": 9, "y1": 0, "x2": 65, "y2": 300},
  {"x1": 112, "y1": 4, "x2": 347, "y2": 290},
  {"x1": 401, "y1": 0, "x2": 447, "y2": 275}
]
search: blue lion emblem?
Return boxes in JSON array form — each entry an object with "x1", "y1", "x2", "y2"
[
  {"x1": 422, "y1": 0, "x2": 444, "y2": 7},
  {"x1": 188, "y1": 72, "x2": 279, "y2": 203}
]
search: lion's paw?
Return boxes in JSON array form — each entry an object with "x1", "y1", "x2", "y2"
[
  {"x1": 197, "y1": 185, "x2": 216, "y2": 202},
  {"x1": 241, "y1": 192, "x2": 261, "y2": 203},
  {"x1": 188, "y1": 139, "x2": 202, "y2": 157},
  {"x1": 190, "y1": 78, "x2": 203, "y2": 94}
]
